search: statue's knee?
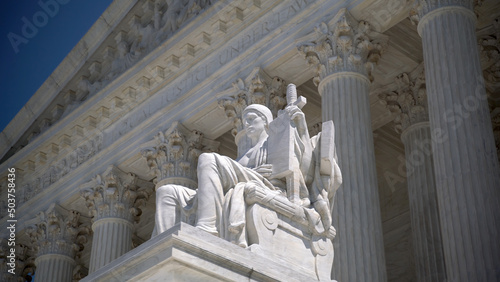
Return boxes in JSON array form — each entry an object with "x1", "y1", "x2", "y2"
[
  {"x1": 198, "y1": 152, "x2": 216, "y2": 167},
  {"x1": 156, "y1": 184, "x2": 177, "y2": 198}
]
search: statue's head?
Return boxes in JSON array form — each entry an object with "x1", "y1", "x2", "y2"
[
  {"x1": 242, "y1": 104, "x2": 273, "y2": 138},
  {"x1": 243, "y1": 104, "x2": 273, "y2": 124}
]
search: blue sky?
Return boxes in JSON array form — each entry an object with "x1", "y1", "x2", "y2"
[{"x1": 0, "y1": 0, "x2": 113, "y2": 132}]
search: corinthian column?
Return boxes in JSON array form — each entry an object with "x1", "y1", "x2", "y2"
[
  {"x1": 80, "y1": 165, "x2": 152, "y2": 273},
  {"x1": 380, "y1": 69, "x2": 446, "y2": 281},
  {"x1": 26, "y1": 204, "x2": 90, "y2": 282},
  {"x1": 416, "y1": 1, "x2": 500, "y2": 281},
  {"x1": 299, "y1": 9, "x2": 387, "y2": 282}
]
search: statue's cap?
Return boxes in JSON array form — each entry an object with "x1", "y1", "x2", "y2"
[{"x1": 243, "y1": 104, "x2": 273, "y2": 124}]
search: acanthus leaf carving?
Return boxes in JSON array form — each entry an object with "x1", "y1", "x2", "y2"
[
  {"x1": 141, "y1": 122, "x2": 218, "y2": 188},
  {"x1": 378, "y1": 66, "x2": 428, "y2": 133},
  {"x1": 298, "y1": 9, "x2": 388, "y2": 84},
  {"x1": 80, "y1": 165, "x2": 154, "y2": 223},
  {"x1": 25, "y1": 204, "x2": 91, "y2": 259}
]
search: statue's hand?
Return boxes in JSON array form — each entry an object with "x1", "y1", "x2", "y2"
[
  {"x1": 254, "y1": 164, "x2": 272, "y2": 178},
  {"x1": 286, "y1": 105, "x2": 308, "y2": 136}
]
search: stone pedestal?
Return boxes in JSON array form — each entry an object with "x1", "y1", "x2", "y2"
[
  {"x1": 81, "y1": 223, "x2": 324, "y2": 282},
  {"x1": 401, "y1": 123, "x2": 446, "y2": 282},
  {"x1": 299, "y1": 9, "x2": 387, "y2": 281},
  {"x1": 417, "y1": 2, "x2": 500, "y2": 280}
]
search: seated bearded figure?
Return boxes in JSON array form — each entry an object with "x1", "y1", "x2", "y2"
[{"x1": 153, "y1": 101, "x2": 341, "y2": 249}]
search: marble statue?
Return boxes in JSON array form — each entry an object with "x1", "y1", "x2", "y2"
[
  {"x1": 154, "y1": 84, "x2": 342, "y2": 250},
  {"x1": 152, "y1": 86, "x2": 340, "y2": 281}
]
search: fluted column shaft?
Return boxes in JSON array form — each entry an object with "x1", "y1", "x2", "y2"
[
  {"x1": 418, "y1": 4, "x2": 500, "y2": 281},
  {"x1": 401, "y1": 122, "x2": 446, "y2": 282},
  {"x1": 34, "y1": 254, "x2": 74, "y2": 282},
  {"x1": 319, "y1": 72, "x2": 386, "y2": 282},
  {"x1": 89, "y1": 218, "x2": 133, "y2": 273}
]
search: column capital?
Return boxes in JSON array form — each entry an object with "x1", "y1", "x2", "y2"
[
  {"x1": 25, "y1": 204, "x2": 90, "y2": 259},
  {"x1": 80, "y1": 165, "x2": 154, "y2": 222},
  {"x1": 416, "y1": 0, "x2": 482, "y2": 17},
  {"x1": 141, "y1": 122, "x2": 219, "y2": 189},
  {"x1": 218, "y1": 67, "x2": 288, "y2": 136},
  {"x1": 298, "y1": 8, "x2": 388, "y2": 85},
  {"x1": 379, "y1": 67, "x2": 428, "y2": 133},
  {"x1": 412, "y1": 0, "x2": 482, "y2": 29}
]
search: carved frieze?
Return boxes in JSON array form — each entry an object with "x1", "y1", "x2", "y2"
[
  {"x1": 218, "y1": 68, "x2": 287, "y2": 136},
  {"x1": 141, "y1": 122, "x2": 219, "y2": 188},
  {"x1": 379, "y1": 68, "x2": 428, "y2": 133},
  {"x1": 17, "y1": 134, "x2": 103, "y2": 207},
  {"x1": 25, "y1": 204, "x2": 90, "y2": 259},
  {"x1": 298, "y1": 8, "x2": 387, "y2": 84},
  {"x1": 80, "y1": 165, "x2": 153, "y2": 223}
]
